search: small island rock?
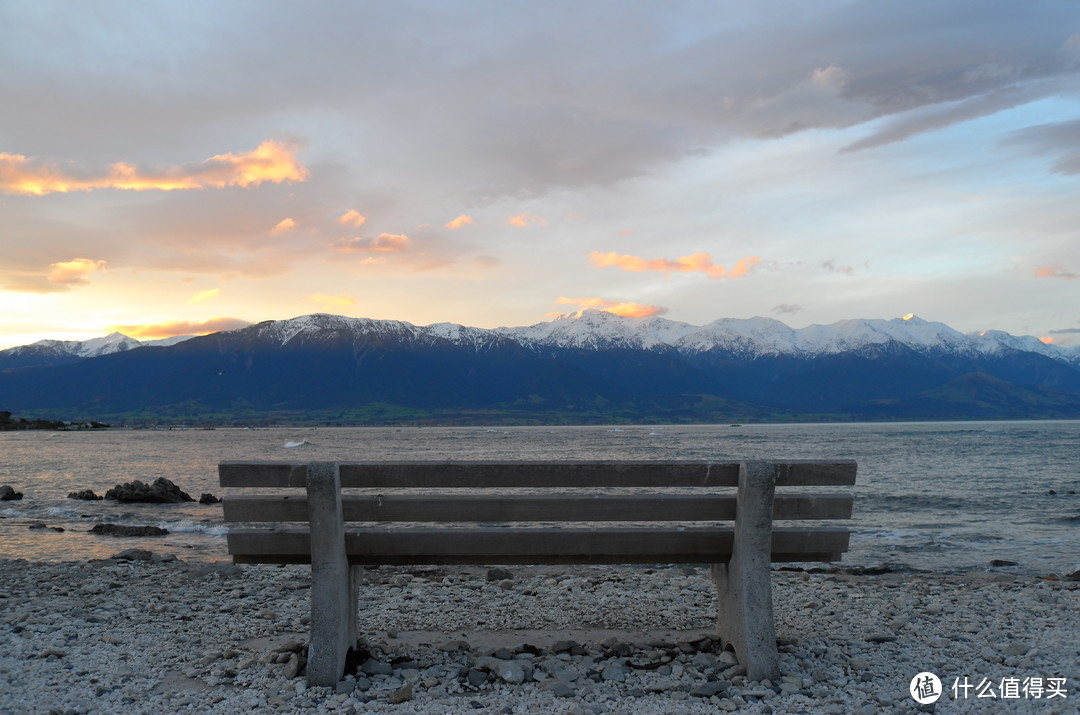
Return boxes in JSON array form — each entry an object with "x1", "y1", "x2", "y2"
[
  {"x1": 104, "y1": 477, "x2": 194, "y2": 503},
  {"x1": 0, "y1": 485, "x2": 24, "y2": 501},
  {"x1": 90, "y1": 523, "x2": 169, "y2": 537},
  {"x1": 67, "y1": 489, "x2": 104, "y2": 501}
]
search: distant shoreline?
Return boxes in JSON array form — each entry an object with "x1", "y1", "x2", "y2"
[{"x1": 8, "y1": 416, "x2": 1080, "y2": 430}]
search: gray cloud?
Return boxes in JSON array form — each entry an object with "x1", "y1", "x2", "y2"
[
  {"x1": 822, "y1": 260, "x2": 855, "y2": 275},
  {"x1": 4, "y1": 0, "x2": 1078, "y2": 205},
  {"x1": 1004, "y1": 118, "x2": 1080, "y2": 174}
]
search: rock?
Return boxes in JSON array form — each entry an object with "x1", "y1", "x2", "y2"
[
  {"x1": 282, "y1": 653, "x2": 302, "y2": 679},
  {"x1": 386, "y1": 683, "x2": 413, "y2": 704},
  {"x1": 496, "y1": 661, "x2": 526, "y2": 684},
  {"x1": 1063, "y1": 568, "x2": 1080, "y2": 582},
  {"x1": 0, "y1": 485, "x2": 23, "y2": 501},
  {"x1": 990, "y1": 559, "x2": 1019, "y2": 567},
  {"x1": 90, "y1": 523, "x2": 169, "y2": 537},
  {"x1": 67, "y1": 489, "x2": 104, "y2": 501},
  {"x1": 540, "y1": 681, "x2": 575, "y2": 698},
  {"x1": 548, "y1": 664, "x2": 581, "y2": 683},
  {"x1": 198, "y1": 493, "x2": 221, "y2": 504},
  {"x1": 360, "y1": 658, "x2": 393, "y2": 676},
  {"x1": 690, "y1": 680, "x2": 728, "y2": 698},
  {"x1": 109, "y1": 548, "x2": 154, "y2": 561},
  {"x1": 1003, "y1": 642, "x2": 1029, "y2": 657},
  {"x1": 466, "y1": 668, "x2": 489, "y2": 687},
  {"x1": 486, "y1": 567, "x2": 513, "y2": 581},
  {"x1": 438, "y1": 639, "x2": 470, "y2": 652},
  {"x1": 272, "y1": 640, "x2": 305, "y2": 654},
  {"x1": 28, "y1": 522, "x2": 64, "y2": 532},
  {"x1": 691, "y1": 652, "x2": 718, "y2": 670},
  {"x1": 603, "y1": 640, "x2": 634, "y2": 658},
  {"x1": 865, "y1": 633, "x2": 897, "y2": 643},
  {"x1": 104, "y1": 477, "x2": 194, "y2": 503},
  {"x1": 600, "y1": 661, "x2": 629, "y2": 682}
]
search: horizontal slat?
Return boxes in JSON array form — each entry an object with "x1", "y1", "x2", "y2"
[
  {"x1": 226, "y1": 526, "x2": 850, "y2": 565},
  {"x1": 220, "y1": 461, "x2": 310, "y2": 488},
  {"x1": 223, "y1": 493, "x2": 853, "y2": 523},
  {"x1": 220, "y1": 459, "x2": 857, "y2": 488}
]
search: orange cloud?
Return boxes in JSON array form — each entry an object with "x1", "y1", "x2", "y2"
[
  {"x1": 1035, "y1": 265, "x2": 1077, "y2": 279},
  {"x1": 338, "y1": 210, "x2": 367, "y2": 228},
  {"x1": 336, "y1": 233, "x2": 411, "y2": 253},
  {"x1": 588, "y1": 251, "x2": 760, "y2": 279},
  {"x1": 556, "y1": 296, "x2": 666, "y2": 318},
  {"x1": 108, "y1": 317, "x2": 251, "y2": 340},
  {"x1": 47, "y1": 258, "x2": 106, "y2": 285},
  {"x1": 508, "y1": 213, "x2": 547, "y2": 227},
  {"x1": 445, "y1": 214, "x2": 474, "y2": 230},
  {"x1": 310, "y1": 293, "x2": 358, "y2": 310},
  {"x1": 0, "y1": 140, "x2": 309, "y2": 195},
  {"x1": 186, "y1": 288, "x2": 221, "y2": 305},
  {"x1": 1040, "y1": 336, "x2": 1054, "y2": 344},
  {"x1": 270, "y1": 217, "x2": 297, "y2": 236}
]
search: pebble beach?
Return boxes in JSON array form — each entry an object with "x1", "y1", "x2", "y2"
[{"x1": 1, "y1": 554, "x2": 1077, "y2": 714}]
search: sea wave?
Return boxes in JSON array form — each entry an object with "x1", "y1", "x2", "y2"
[
  {"x1": 45, "y1": 506, "x2": 82, "y2": 518},
  {"x1": 161, "y1": 519, "x2": 229, "y2": 537}
]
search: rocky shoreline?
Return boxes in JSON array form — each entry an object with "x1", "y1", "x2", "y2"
[{"x1": 0, "y1": 556, "x2": 1077, "y2": 714}]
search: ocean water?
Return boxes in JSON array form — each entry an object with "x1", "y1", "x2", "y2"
[{"x1": 1, "y1": 422, "x2": 1077, "y2": 576}]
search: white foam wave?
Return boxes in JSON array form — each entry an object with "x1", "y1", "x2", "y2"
[
  {"x1": 162, "y1": 519, "x2": 229, "y2": 537},
  {"x1": 45, "y1": 506, "x2": 81, "y2": 518}
]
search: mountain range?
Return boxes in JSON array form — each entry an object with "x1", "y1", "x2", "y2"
[{"x1": 3, "y1": 311, "x2": 1080, "y2": 424}]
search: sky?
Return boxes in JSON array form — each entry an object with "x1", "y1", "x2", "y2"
[{"x1": 2, "y1": 0, "x2": 1080, "y2": 350}]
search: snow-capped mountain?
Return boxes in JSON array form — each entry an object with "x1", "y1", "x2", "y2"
[
  {"x1": 495, "y1": 310, "x2": 1079, "y2": 365},
  {"x1": 0, "y1": 332, "x2": 193, "y2": 370},
  {"x1": 204, "y1": 309, "x2": 1079, "y2": 363},
  {"x1": 3, "y1": 311, "x2": 1079, "y2": 423}
]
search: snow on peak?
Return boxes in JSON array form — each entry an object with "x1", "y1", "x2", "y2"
[
  {"x1": 76, "y1": 332, "x2": 142, "y2": 357},
  {"x1": 497, "y1": 308, "x2": 697, "y2": 350},
  {"x1": 10, "y1": 311, "x2": 1077, "y2": 368},
  {"x1": 250, "y1": 314, "x2": 422, "y2": 346},
  {"x1": 494, "y1": 310, "x2": 1078, "y2": 365}
]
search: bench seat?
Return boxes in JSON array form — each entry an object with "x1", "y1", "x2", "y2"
[{"x1": 226, "y1": 525, "x2": 851, "y2": 565}]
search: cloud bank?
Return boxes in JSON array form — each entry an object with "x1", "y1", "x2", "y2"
[{"x1": 0, "y1": 141, "x2": 308, "y2": 195}]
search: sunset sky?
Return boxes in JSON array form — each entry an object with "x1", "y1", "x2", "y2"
[{"x1": 3, "y1": 1, "x2": 1080, "y2": 350}]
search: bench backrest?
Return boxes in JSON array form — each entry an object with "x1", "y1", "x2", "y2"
[{"x1": 219, "y1": 459, "x2": 856, "y2": 566}]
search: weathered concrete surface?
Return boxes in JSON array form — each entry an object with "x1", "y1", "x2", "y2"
[
  {"x1": 711, "y1": 460, "x2": 779, "y2": 682},
  {"x1": 305, "y1": 461, "x2": 353, "y2": 686}
]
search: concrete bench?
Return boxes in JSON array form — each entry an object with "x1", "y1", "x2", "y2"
[{"x1": 219, "y1": 459, "x2": 857, "y2": 686}]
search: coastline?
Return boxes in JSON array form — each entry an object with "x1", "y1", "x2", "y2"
[{"x1": 1, "y1": 556, "x2": 1076, "y2": 713}]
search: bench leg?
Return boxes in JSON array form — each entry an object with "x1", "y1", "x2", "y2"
[
  {"x1": 306, "y1": 461, "x2": 351, "y2": 686},
  {"x1": 710, "y1": 460, "x2": 780, "y2": 682},
  {"x1": 348, "y1": 564, "x2": 363, "y2": 649}
]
